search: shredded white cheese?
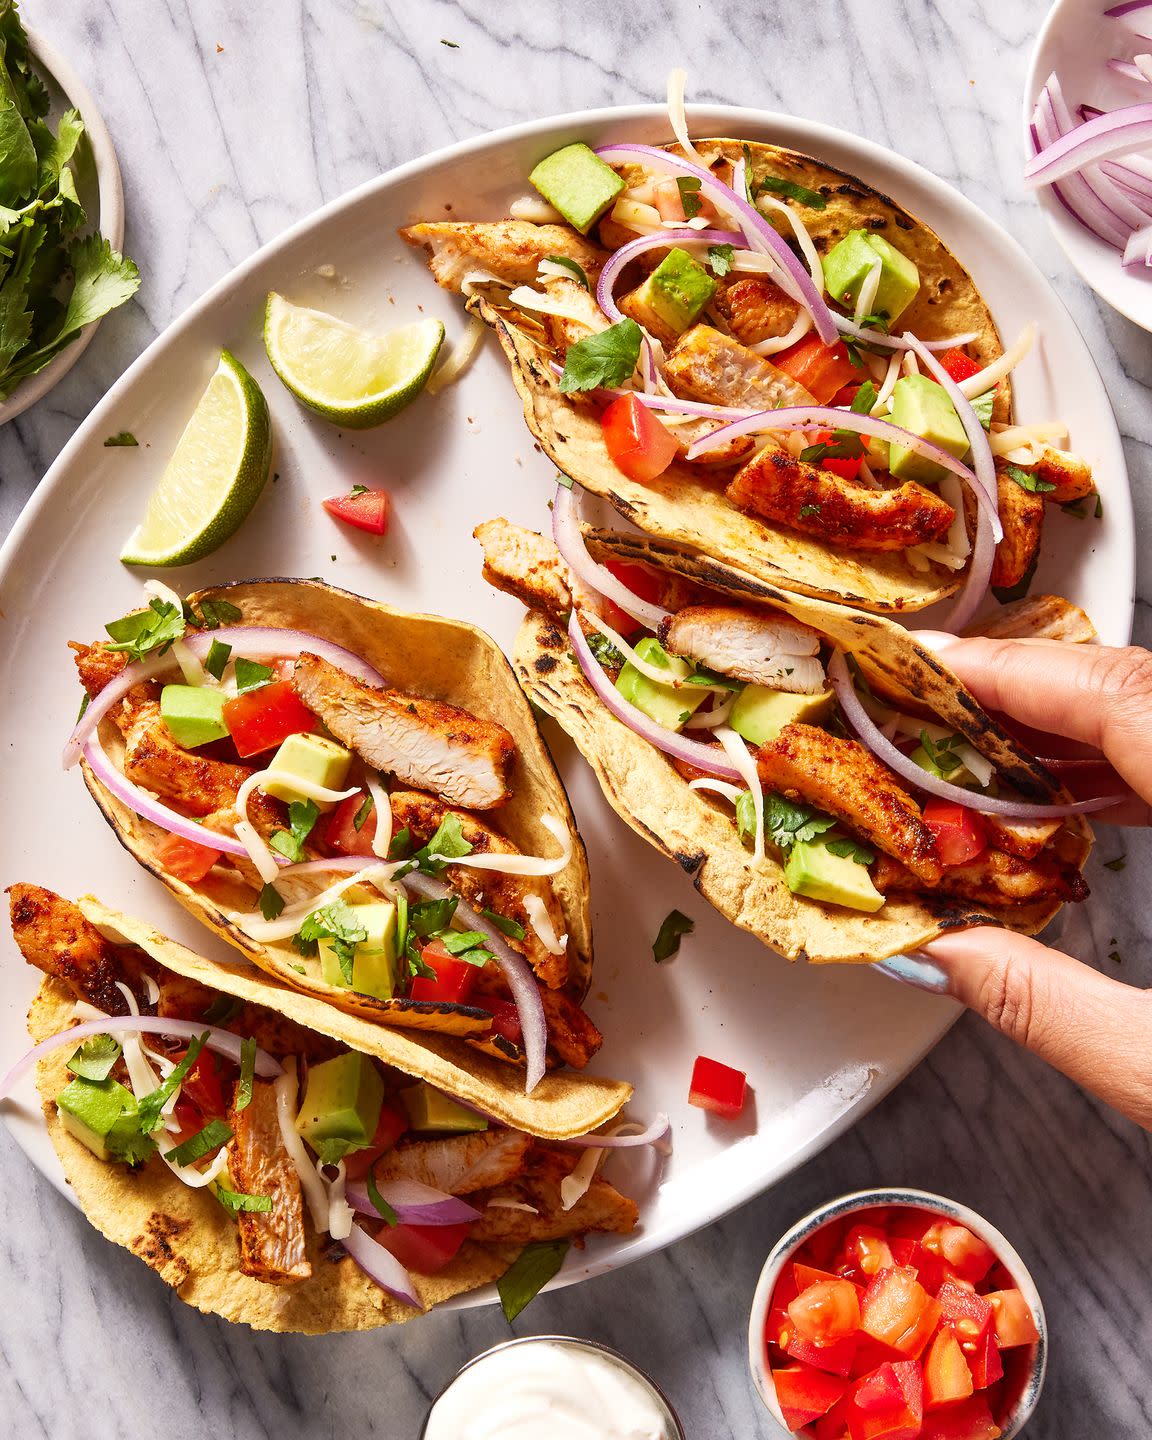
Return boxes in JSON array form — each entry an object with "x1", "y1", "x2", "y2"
[
  {"x1": 324, "y1": 1159, "x2": 355, "y2": 1242},
  {"x1": 508, "y1": 195, "x2": 563, "y2": 223},
  {"x1": 506, "y1": 285, "x2": 606, "y2": 328},
  {"x1": 715, "y1": 725, "x2": 764, "y2": 863},
  {"x1": 274, "y1": 1058, "x2": 331, "y2": 1233},
  {"x1": 854, "y1": 256, "x2": 882, "y2": 325},
  {"x1": 750, "y1": 312, "x2": 812, "y2": 357},
  {"x1": 522, "y1": 894, "x2": 567, "y2": 956},
  {"x1": 666, "y1": 68, "x2": 710, "y2": 171},
  {"x1": 426, "y1": 314, "x2": 487, "y2": 393},
  {"x1": 988, "y1": 422, "x2": 1067, "y2": 457},
  {"x1": 486, "y1": 1198, "x2": 540, "y2": 1214},
  {"x1": 957, "y1": 324, "x2": 1036, "y2": 399},
  {"x1": 433, "y1": 813, "x2": 573, "y2": 878},
  {"x1": 687, "y1": 777, "x2": 745, "y2": 803},
  {"x1": 365, "y1": 771, "x2": 393, "y2": 861},
  {"x1": 231, "y1": 862, "x2": 399, "y2": 942}
]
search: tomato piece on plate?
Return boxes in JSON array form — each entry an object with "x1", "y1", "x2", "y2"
[
  {"x1": 323, "y1": 487, "x2": 391, "y2": 535},
  {"x1": 377, "y1": 1220, "x2": 471, "y2": 1274},
  {"x1": 222, "y1": 680, "x2": 316, "y2": 758},
  {"x1": 342, "y1": 1100, "x2": 409, "y2": 1181},
  {"x1": 688, "y1": 1054, "x2": 748, "y2": 1118},
  {"x1": 846, "y1": 1359, "x2": 923, "y2": 1440},
  {"x1": 773, "y1": 334, "x2": 858, "y2": 404},
  {"x1": 923, "y1": 1325, "x2": 976, "y2": 1408},
  {"x1": 859, "y1": 1267, "x2": 942, "y2": 1359},
  {"x1": 484, "y1": 998, "x2": 523, "y2": 1047},
  {"x1": 922, "y1": 800, "x2": 988, "y2": 867},
  {"x1": 938, "y1": 348, "x2": 982, "y2": 384},
  {"x1": 789, "y1": 1279, "x2": 862, "y2": 1346},
  {"x1": 771, "y1": 1365, "x2": 851, "y2": 1431},
  {"x1": 322, "y1": 791, "x2": 377, "y2": 857},
  {"x1": 409, "y1": 937, "x2": 480, "y2": 1006},
  {"x1": 601, "y1": 393, "x2": 680, "y2": 483},
  {"x1": 921, "y1": 1222, "x2": 996, "y2": 1285},
  {"x1": 985, "y1": 1289, "x2": 1039, "y2": 1348},
  {"x1": 155, "y1": 832, "x2": 223, "y2": 883},
  {"x1": 920, "y1": 1394, "x2": 1002, "y2": 1440}
]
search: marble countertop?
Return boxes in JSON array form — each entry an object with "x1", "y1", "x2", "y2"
[{"x1": 2, "y1": 2, "x2": 1150, "y2": 1435}]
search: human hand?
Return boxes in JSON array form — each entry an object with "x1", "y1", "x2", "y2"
[{"x1": 881, "y1": 635, "x2": 1152, "y2": 1130}]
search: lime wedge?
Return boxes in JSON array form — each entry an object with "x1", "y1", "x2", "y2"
[
  {"x1": 120, "y1": 349, "x2": 273, "y2": 567},
  {"x1": 263, "y1": 291, "x2": 444, "y2": 428}
]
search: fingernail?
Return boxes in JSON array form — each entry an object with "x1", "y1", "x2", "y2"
[
  {"x1": 914, "y1": 630, "x2": 963, "y2": 657},
  {"x1": 873, "y1": 953, "x2": 951, "y2": 993}
]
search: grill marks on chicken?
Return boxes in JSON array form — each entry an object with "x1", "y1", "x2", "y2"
[
  {"x1": 873, "y1": 847, "x2": 1088, "y2": 906},
  {"x1": 8, "y1": 883, "x2": 138, "y2": 1015},
  {"x1": 399, "y1": 220, "x2": 606, "y2": 292},
  {"x1": 712, "y1": 274, "x2": 802, "y2": 346},
  {"x1": 227, "y1": 1080, "x2": 312, "y2": 1285},
  {"x1": 470, "y1": 1146, "x2": 639, "y2": 1243},
  {"x1": 474, "y1": 518, "x2": 573, "y2": 626},
  {"x1": 658, "y1": 605, "x2": 825, "y2": 693},
  {"x1": 373, "y1": 1131, "x2": 533, "y2": 1194}
]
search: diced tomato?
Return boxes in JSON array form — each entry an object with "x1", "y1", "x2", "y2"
[
  {"x1": 922, "y1": 800, "x2": 988, "y2": 867},
  {"x1": 936, "y1": 1280, "x2": 994, "y2": 1358},
  {"x1": 222, "y1": 680, "x2": 316, "y2": 758},
  {"x1": 322, "y1": 791, "x2": 378, "y2": 857},
  {"x1": 484, "y1": 998, "x2": 523, "y2": 1047},
  {"x1": 796, "y1": 1263, "x2": 864, "y2": 1296},
  {"x1": 846, "y1": 1360, "x2": 923, "y2": 1440},
  {"x1": 323, "y1": 487, "x2": 391, "y2": 535},
  {"x1": 410, "y1": 938, "x2": 480, "y2": 1006},
  {"x1": 688, "y1": 1054, "x2": 747, "y2": 1118},
  {"x1": 920, "y1": 1395, "x2": 1002, "y2": 1440},
  {"x1": 840, "y1": 1226, "x2": 896, "y2": 1282},
  {"x1": 377, "y1": 1220, "x2": 471, "y2": 1275},
  {"x1": 772, "y1": 1365, "x2": 851, "y2": 1431},
  {"x1": 173, "y1": 1047, "x2": 228, "y2": 1118},
  {"x1": 773, "y1": 334, "x2": 859, "y2": 404},
  {"x1": 923, "y1": 1326, "x2": 976, "y2": 1409},
  {"x1": 965, "y1": 1325, "x2": 1003, "y2": 1390},
  {"x1": 859, "y1": 1267, "x2": 942, "y2": 1360},
  {"x1": 822, "y1": 454, "x2": 864, "y2": 482},
  {"x1": 652, "y1": 177, "x2": 719, "y2": 224},
  {"x1": 601, "y1": 393, "x2": 680, "y2": 483},
  {"x1": 850, "y1": 1338, "x2": 903, "y2": 1380},
  {"x1": 789, "y1": 1279, "x2": 862, "y2": 1346},
  {"x1": 603, "y1": 558, "x2": 666, "y2": 605},
  {"x1": 343, "y1": 1100, "x2": 408, "y2": 1181},
  {"x1": 921, "y1": 1223, "x2": 996, "y2": 1285},
  {"x1": 985, "y1": 1289, "x2": 1039, "y2": 1349},
  {"x1": 938, "y1": 348, "x2": 982, "y2": 384},
  {"x1": 769, "y1": 1306, "x2": 859, "y2": 1378},
  {"x1": 156, "y1": 832, "x2": 223, "y2": 883},
  {"x1": 813, "y1": 1394, "x2": 855, "y2": 1440}
]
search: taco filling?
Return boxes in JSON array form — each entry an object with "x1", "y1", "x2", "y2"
[
  {"x1": 64, "y1": 580, "x2": 598, "y2": 1092},
  {"x1": 6, "y1": 886, "x2": 646, "y2": 1328}
]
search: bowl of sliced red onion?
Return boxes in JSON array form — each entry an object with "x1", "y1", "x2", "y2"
[{"x1": 1026, "y1": 0, "x2": 1152, "y2": 329}]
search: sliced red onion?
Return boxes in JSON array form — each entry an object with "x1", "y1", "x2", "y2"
[
  {"x1": 63, "y1": 655, "x2": 170, "y2": 769},
  {"x1": 1107, "y1": 0, "x2": 1152, "y2": 16},
  {"x1": 613, "y1": 390, "x2": 758, "y2": 419},
  {"x1": 400, "y1": 871, "x2": 548, "y2": 1093},
  {"x1": 1026, "y1": 101, "x2": 1152, "y2": 187},
  {"x1": 340, "y1": 1221, "x2": 420, "y2": 1308},
  {"x1": 594, "y1": 227, "x2": 742, "y2": 324},
  {"x1": 552, "y1": 483, "x2": 671, "y2": 631},
  {"x1": 595, "y1": 143, "x2": 841, "y2": 344},
  {"x1": 0, "y1": 1014, "x2": 282, "y2": 1100},
  {"x1": 556, "y1": 1113, "x2": 671, "y2": 1149},
  {"x1": 345, "y1": 1177, "x2": 482, "y2": 1225},
  {"x1": 567, "y1": 610, "x2": 741, "y2": 781},
  {"x1": 1124, "y1": 220, "x2": 1152, "y2": 266},
  {"x1": 827, "y1": 651, "x2": 1124, "y2": 817}
]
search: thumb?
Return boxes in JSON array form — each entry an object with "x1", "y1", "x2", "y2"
[{"x1": 920, "y1": 927, "x2": 1152, "y2": 1131}]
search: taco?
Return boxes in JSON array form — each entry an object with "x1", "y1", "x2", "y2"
[
  {"x1": 403, "y1": 128, "x2": 1098, "y2": 619},
  {"x1": 475, "y1": 515, "x2": 1103, "y2": 965},
  {"x1": 65, "y1": 577, "x2": 598, "y2": 1091},
  {"x1": 7, "y1": 886, "x2": 647, "y2": 1333}
]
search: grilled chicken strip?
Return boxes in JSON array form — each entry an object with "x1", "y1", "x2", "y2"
[
  {"x1": 539, "y1": 277, "x2": 610, "y2": 352},
  {"x1": 1021, "y1": 447, "x2": 1095, "y2": 505},
  {"x1": 873, "y1": 848, "x2": 1088, "y2": 905},
  {"x1": 981, "y1": 814, "x2": 1065, "y2": 862},
  {"x1": 8, "y1": 883, "x2": 139, "y2": 1015},
  {"x1": 226, "y1": 1079, "x2": 312, "y2": 1285},
  {"x1": 114, "y1": 698, "x2": 256, "y2": 818},
  {"x1": 713, "y1": 274, "x2": 802, "y2": 346},
  {"x1": 965, "y1": 594, "x2": 1096, "y2": 644},
  {"x1": 399, "y1": 220, "x2": 606, "y2": 293},
  {"x1": 991, "y1": 465, "x2": 1044, "y2": 590},
  {"x1": 538, "y1": 987, "x2": 602, "y2": 1069},
  {"x1": 664, "y1": 325, "x2": 816, "y2": 410},
  {"x1": 728, "y1": 449, "x2": 956, "y2": 551},
  {"x1": 293, "y1": 653, "x2": 515, "y2": 811},
  {"x1": 470, "y1": 1147, "x2": 638, "y2": 1242},
  {"x1": 373, "y1": 1131, "x2": 533, "y2": 1194},
  {"x1": 388, "y1": 789, "x2": 570, "y2": 990},
  {"x1": 71, "y1": 641, "x2": 130, "y2": 697},
  {"x1": 659, "y1": 605, "x2": 825, "y2": 694},
  {"x1": 475, "y1": 518, "x2": 573, "y2": 623},
  {"x1": 757, "y1": 724, "x2": 944, "y2": 884}
]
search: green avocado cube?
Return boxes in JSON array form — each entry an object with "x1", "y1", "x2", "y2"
[
  {"x1": 319, "y1": 900, "x2": 398, "y2": 1000},
  {"x1": 160, "y1": 684, "x2": 229, "y2": 749},
  {"x1": 823, "y1": 229, "x2": 921, "y2": 326},
  {"x1": 400, "y1": 1081, "x2": 488, "y2": 1134},
  {"x1": 728, "y1": 685, "x2": 834, "y2": 748},
  {"x1": 784, "y1": 838, "x2": 885, "y2": 914},
  {"x1": 888, "y1": 374, "x2": 970, "y2": 484},
  {"x1": 623, "y1": 248, "x2": 717, "y2": 342},
  {"x1": 262, "y1": 731, "x2": 351, "y2": 807},
  {"x1": 56, "y1": 1076, "x2": 138, "y2": 1161},
  {"x1": 615, "y1": 637, "x2": 708, "y2": 733},
  {"x1": 529, "y1": 142, "x2": 625, "y2": 234},
  {"x1": 295, "y1": 1051, "x2": 384, "y2": 1160}
]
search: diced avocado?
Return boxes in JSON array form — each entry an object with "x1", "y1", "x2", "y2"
[
  {"x1": 529, "y1": 142, "x2": 625, "y2": 234},
  {"x1": 729, "y1": 685, "x2": 834, "y2": 747},
  {"x1": 615, "y1": 637, "x2": 708, "y2": 733},
  {"x1": 319, "y1": 900, "x2": 398, "y2": 1000},
  {"x1": 823, "y1": 229, "x2": 921, "y2": 326},
  {"x1": 888, "y1": 374, "x2": 970, "y2": 484},
  {"x1": 400, "y1": 1082, "x2": 488, "y2": 1134},
  {"x1": 784, "y1": 838, "x2": 885, "y2": 914},
  {"x1": 295, "y1": 1051, "x2": 384, "y2": 1158},
  {"x1": 624, "y1": 247, "x2": 716, "y2": 341},
  {"x1": 263, "y1": 731, "x2": 351, "y2": 807},
  {"x1": 56, "y1": 1076, "x2": 139, "y2": 1161},
  {"x1": 160, "y1": 684, "x2": 229, "y2": 749}
]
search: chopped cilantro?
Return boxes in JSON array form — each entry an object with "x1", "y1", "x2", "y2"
[
  {"x1": 1005, "y1": 463, "x2": 1056, "y2": 495},
  {"x1": 234, "y1": 1037, "x2": 257, "y2": 1113},
  {"x1": 293, "y1": 900, "x2": 368, "y2": 985},
  {"x1": 76, "y1": 691, "x2": 90, "y2": 722},
  {"x1": 706, "y1": 243, "x2": 735, "y2": 276},
  {"x1": 366, "y1": 1161, "x2": 399, "y2": 1225},
  {"x1": 136, "y1": 1032, "x2": 209, "y2": 1135},
  {"x1": 735, "y1": 790, "x2": 756, "y2": 844},
  {"x1": 216, "y1": 1187, "x2": 272, "y2": 1213},
  {"x1": 559, "y1": 318, "x2": 643, "y2": 393},
  {"x1": 1103, "y1": 855, "x2": 1127, "y2": 872},
  {"x1": 204, "y1": 638, "x2": 232, "y2": 680},
  {"x1": 652, "y1": 909, "x2": 694, "y2": 962},
  {"x1": 270, "y1": 798, "x2": 320, "y2": 864},
  {"x1": 103, "y1": 431, "x2": 138, "y2": 447},
  {"x1": 1109, "y1": 949, "x2": 1123, "y2": 964},
  {"x1": 105, "y1": 598, "x2": 185, "y2": 662},
  {"x1": 187, "y1": 598, "x2": 243, "y2": 631},
  {"x1": 259, "y1": 883, "x2": 285, "y2": 921},
  {"x1": 353, "y1": 794, "x2": 374, "y2": 832},
  {"x1": 349, "y1": 483, "x2": 369, "y2": 497},
  {"x1": 409, "y1": 897, "x2": 459, "y2": 938},
  {"x1": 754, "y1": 174, "x2": 827, "y2": 209},
  {"x1": 439, "y1": 930, "x2": 495, "y2": 965},
  {"x1": 66, "y1": 1033, "x2": 121, "y2": 1081},
  {"x1": 399, "y1": 813, "x2": 474, "y2": 876},
  {"x1": 1094, "y1": 492, "x2": 1104, "y2": 519},
  {"x1": 676, "y1": 175, "x2": 702, "y2": 219},
  {"x1": 165, "y1": 1118, "x2": 233, "y2": 1167},
  {"x1": 918, "y1": 729, "x2": 965, "y2": 776},
  {"x1": 798, "y1": 503, "x2": 823, "y2": 518},
  {"x1": 388, "y1": 827, "x2": 413, "y2": 861},
  {"x1": 555, "y1": 472, "x2": 574, "y2": 490},
  {"x1": 825, "y1": 837, "x2": 876, "y2": 864},
  {"x1": 202, "y1": 994, "x2": 244, "y2": 1026},
  {"x1": 233, "y1": 657, "x2": 274, "y2": 694},
  {"x1": 544, "y1": 254, "x2": 590, "y2": 290},
  {"x1": 440, "y1": 37, "x2": 459, "y2": 46},
  {"x1": 970, "y1": 390, "x2": 995, "y2": 429},
  {"x1": 764, "y1": 794, "x2": 837, "y2": 852},
  {"x1": 481, "y1": 908, "x2": 526, "y2": 941},
  {"x1": 498, "y1": 1239, "x2": 570, "y2": 1322}
]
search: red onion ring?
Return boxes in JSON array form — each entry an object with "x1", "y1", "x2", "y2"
[
  {"x1": 1025, "y1": 101, "x2": 1152, "y2": 186},
  {"x1": 594, "y1": 227, "x2": 742, "y2": 324},
  {"x1": 64, "y1": 654, "x2": 169, "y2": 769},
  {"x1": 556, "y1": 1113, "x2": 671, "y2": 1149},
  {"x1": 341, "y1": 1221, "x2": 420, "y2": 1309},
  {"x1": 567, "y1": 609, "x2": 741, "y2": 781},
  {"x1": 0, "y1": 1015, "x2": 282, "y2": 1100},
  {"x1": 552, "y1": 483, "x2": 671, "y2": 631},
  {"x1": 594, "y1": 143, "x2": 841, "y2": 345},
  {"x1": 827, "y1": 651, "x2": 1124, "y2": 818},
  {"x1": 345, "y1": 1177, "x2": 482, "y2": 1225}
]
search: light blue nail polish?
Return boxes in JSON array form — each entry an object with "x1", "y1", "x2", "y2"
[{"x1": 873, "y1": 953, "x2": 950, "y2": 993}]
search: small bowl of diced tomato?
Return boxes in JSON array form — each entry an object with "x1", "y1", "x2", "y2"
[{"x1": 748, "y1": 1188, "x2": 1045, "y2": 1440}]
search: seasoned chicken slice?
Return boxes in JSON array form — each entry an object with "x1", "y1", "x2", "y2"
[
  {"x1": 991, "y1": 466, "x2": 1044, "y2": 590},
  {"x1": 659, "y1": 605, "x2": 825, "y2": 693},
  {"x1": 1023, "y1": 447, "x2": 1095, "y2": 505},
  {"x1": 475, "y1": 518, "x2": 572, "y2": 625},
  {"x1": 966, "y1": 594, "x2": 1096, "y2": 644},
  {"x1": 226, "y1": 1080, "x2": 311, "y2": 1285},
  {"x1": 293, "y1": 653, "x2": 515, "y2": 811},
  {"x1": 757, "y1": 723, "x2": 944, "y2": 884},
  {"x1": 728, "y1": 450, "x2": 956, "y2": 551},
  {"x1": 71, "y1": 641, "x2": 129, "y2": 697},
  {"x1": 664, "y1": 324, "x2": 816, "y2": 409},
  {"x1": 470, "y1": 1146, "x2": 638, "y2": 1242},
  {"x1": 713, "y1": 274, "x2": 802, "y2": 346},
  {"x1": 538, "y1": 986, "x2": 602, "y2": 1069},
  {"x1": 981, "y1": 814, "x2": 1065, "y2": 861},
  {"x1": 399, "y1": 220, "x2": 606, "y2": 293},
  {"x1": 388, "y1": 789, "x2": 570, "y2": 989},
  {"x1": 114, "y1": 698, "x2": 255, "y2": 818},
  {"x1": 373, "y1": 1131, "x2": 533, "y2": 1194},
  {"x1": 873, "y1": 848, "x2": 1088, "y2": 905},
  {"x1": 8, "y1": 884, "x2": 136, "y2": 1015},
  {"x1": 538, "y1": 276, "x2": 610, "y2": 352}
]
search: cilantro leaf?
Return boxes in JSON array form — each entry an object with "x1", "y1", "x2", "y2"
[
  {"x1": 66, "y1": 1033, "x2": 121, "y2": 1081},
  {"x1": 735, "y1": 790, "x2": 757, "y2": 844},
  {"x1": 851, "y1": 381, "x2": 878, "y2": 414},
  {"x1": 970, "y1": 389, "x2": 995, "y2": 429},
  {"x1": 270, "y1": 799, "x2": 320, "y2": 864},
  {"x1": 825, "y1": 837, "x2": 876, "y2": 864},
  {"x1": 543, "y1": 253, "x2": 589, "y2": 289},
  {"x1": 1103, "y1": 855, "x2": 1127, "y2": 872},
  {"x1": 233, "y1": 657, "x2": 274, "y2": 694},
  {"x1": 676, "y1": 175, "x2": 702, "y2": 219},
  {"x1": 353, "y1": 794, "x2": 374, "y2": 832},
  {"x1": 498, "y1": 1239, "x2": 571, "y2": 1322},
  {"x1": 1005, "y1": 463, "x2": 1056, "y2": 495},
  {"x1": 234, "y1": 1037, "x2": 257, "y2": 1113},
  {"x1": 103, "y1": 431, "x2": 138, "y2": 447},
  {"x1": 754, "y1": 174, "x2": 827, "y2": 210},
  {"x1": 293, "y1": 900, "x2": 368, "y2": 985},
  {"x1": 105, "y1": 598, "x2": 186, "y2": 662},
  {"x1": 798, "y1": 503, "x2": 822, "y2": 518},
  {"x1": 388, "y1": 827, "x2": 413, "y2": 861},
  {"x1": 187, "y1": 598, "x2": 243, "y2": 630},
  {"x1": 409, "y1": 897, "x2": 459, "y2": 938},
  {"x1": 136, "y1": 1033, "x2": 209, "y2": 1135},
  {"x1": 482, "y1": 908, "x2": 526, "y2": 941},
  {"x1": 204, "y1": 638, "x2": 232, "y2": 680},
  {"x1": 438, "y1": 930, "x2": 495, "y2": 965},
  {"x1": 216, "y1": 1187, "x2": 272, "y2": 1214},
  {"x1": 259, "y1": 883, "x2": 285, "y2": 921},
  {"x1": 917, "y1": 729, "x2": 965, "y2": 776},
  {"x1": 201, "y1": 994, "x2": 243, "y2": 1026},
  {"x1": 652, "y1": 909, "x2": 694, "y2": 962},
  {"x1": 764, "y1": 794, "x2": 836, "y2": 852},
  {"x1": 559, "y1": 318, "x2": 643, "y2": 393},
  {"x1": 165, "y1": 1118, "x2": 233, "y2": 1167},
  {"x1": 706, "y1": 243, "x2": 734, "y2": 277},
  {"x1": 400, "y1": 814, "x2": 474, "y2": 875},
  {"x1": 366, "y1": 1162, "x2": 399, "y2": 1225}
]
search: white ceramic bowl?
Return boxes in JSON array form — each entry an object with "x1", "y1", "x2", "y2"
[
  {"x1": 0, "y1": 30, "x2": 126, "y2": 425},
  {"x1": 748, "y1": 1187, "x2": 1047, "y2": 1438}
]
